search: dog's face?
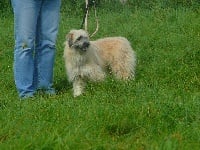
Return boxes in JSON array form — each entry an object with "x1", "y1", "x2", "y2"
[{"x1": 67, "y1": 29, "x2": 90, "y2": 51}]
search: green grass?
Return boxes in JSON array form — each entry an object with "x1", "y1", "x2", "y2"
[{"x1": 0, "y1": 7, "x2": 200, "y2": 149}]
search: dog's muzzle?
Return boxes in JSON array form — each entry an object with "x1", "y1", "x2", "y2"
[
  {"x1": 70, "y1": 37, "x2": 90, "y2": 51},
  {"x1": 81, "y1": 41, "x2": 90, "y2": 51}
]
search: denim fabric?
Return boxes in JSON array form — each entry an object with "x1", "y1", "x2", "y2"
[{"x1": 11, "y1": 0, "x2": 61, "y2": 98}]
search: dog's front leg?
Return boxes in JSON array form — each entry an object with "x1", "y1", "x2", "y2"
[{"x1": 73, "y1": 77, "x2": 85, "y2": 97}]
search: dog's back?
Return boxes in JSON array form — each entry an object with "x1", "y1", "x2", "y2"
[{"x1": 91, "y1": 37, "x2": 136, "y2": 79}]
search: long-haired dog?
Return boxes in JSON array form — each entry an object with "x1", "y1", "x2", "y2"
[{"x1": 64, "y1": 29, "x2": 136, "y2": 97}]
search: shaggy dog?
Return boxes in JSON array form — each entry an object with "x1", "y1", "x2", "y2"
[{"x1": 64, "y1": 29, "x2": 136, "y2": 97}]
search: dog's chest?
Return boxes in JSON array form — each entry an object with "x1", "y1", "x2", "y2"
[{"x1": 72, "y1": 54, "x2": 88, "y2": 67}]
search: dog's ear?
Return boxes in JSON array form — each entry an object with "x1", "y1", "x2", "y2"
[{"x1": 67, "y1": 33, "x2": 74, "y2": 47}]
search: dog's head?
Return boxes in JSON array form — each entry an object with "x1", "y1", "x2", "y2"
[{"x1": 66, "y1": 29, "x2": 90, "y2": 51}]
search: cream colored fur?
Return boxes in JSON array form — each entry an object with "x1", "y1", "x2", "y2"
[{"x1": 64, "y1": 29, "x2": 136, "y2": 97}]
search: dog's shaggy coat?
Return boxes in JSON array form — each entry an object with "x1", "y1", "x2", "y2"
[{"x1": 64, "y1": 29, "x2": 136, "y2": 97}]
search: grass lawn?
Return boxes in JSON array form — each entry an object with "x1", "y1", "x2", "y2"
[{"x1": 0, "y1": 6, "x2": 200, "y2": 149}]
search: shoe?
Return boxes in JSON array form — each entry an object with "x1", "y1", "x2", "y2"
[
  {"x1": 44, "y1": 88, "x2": 56, "y2": 95},
  {"x1": 20, "y1": 93, "x2": 34, "y2": 100}
]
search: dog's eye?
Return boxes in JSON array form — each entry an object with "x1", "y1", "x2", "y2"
[{"x1": 76, "y1": 36, "x2": 83, "y2": 41}]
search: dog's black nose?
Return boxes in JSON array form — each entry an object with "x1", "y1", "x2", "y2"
[{"x1": 83, "y1": 42, "x2": 90, "y2": 48}]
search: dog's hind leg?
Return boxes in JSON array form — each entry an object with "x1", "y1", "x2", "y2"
[{"x1": 73, "y1": 77, "x2": 85, "y2": 97}]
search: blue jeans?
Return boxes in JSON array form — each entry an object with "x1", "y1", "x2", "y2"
[{"x1": 11, "y1": 0, "x2": 61, "y2": 98}]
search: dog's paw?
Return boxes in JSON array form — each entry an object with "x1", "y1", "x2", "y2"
[
  {"x1": 73, "y1": 92, "x2": 82, "y2": 97},
  {"x1": 73, "y1": 88, "x2": 83, "y2": 97}
]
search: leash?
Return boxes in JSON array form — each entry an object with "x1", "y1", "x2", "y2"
[
  {"x1": 80, "y1": 0, "x2": 99, "y2": 37},
  {"x1": 80, "y1": 0, "x2": 89, "y2": 30}
]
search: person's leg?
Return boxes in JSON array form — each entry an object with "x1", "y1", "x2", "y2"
[
  {"x1": 35, "y1": 0, "x2": 61, "y2": 94},
  {"x1": 11, "y1": 0, "x2": 42, "y2": 98}
]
